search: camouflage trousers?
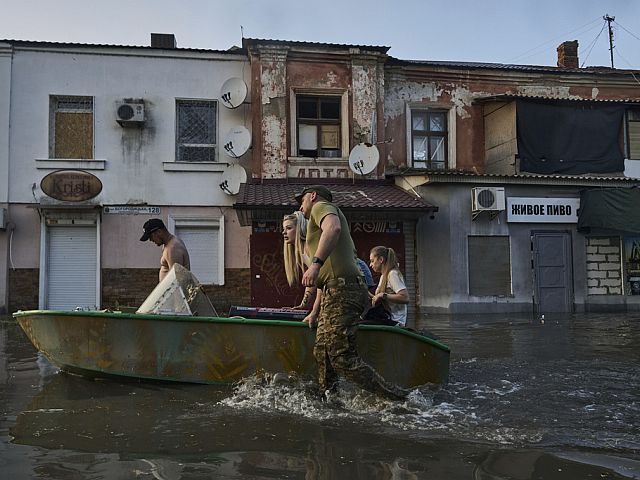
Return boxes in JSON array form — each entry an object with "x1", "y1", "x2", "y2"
[{"x1": 314, "y1": 279, "x2": 408, "y2": 400}]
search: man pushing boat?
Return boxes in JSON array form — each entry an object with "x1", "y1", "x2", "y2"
[{"x1": 296, "y1": 185, "x2": 409, "y2": 401}]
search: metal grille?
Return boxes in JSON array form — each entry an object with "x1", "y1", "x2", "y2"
[{"x1": 177, "y1": 100, "x2": 216, "y2": 162}]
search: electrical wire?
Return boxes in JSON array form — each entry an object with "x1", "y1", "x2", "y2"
[
  {"x1": 614, "y1": 20, "x2": 640, "y2": 43},
  {"x1": 506, "y1": 16, "x2": 602, "y2": 63},
  {"x1": 580, "y1": 20, "x2": 607, "y2": 67}
]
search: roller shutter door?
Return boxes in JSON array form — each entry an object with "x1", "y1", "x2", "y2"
[
  {"x1": 46, "y1": 225, "x2": 97, "y2": 309},
  {"x1": 176, "y1": 226, "x2": 220, "y2": 284}
]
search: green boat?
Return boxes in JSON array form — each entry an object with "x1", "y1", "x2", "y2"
[{"x1": 12, "y1": 265, "x2": 450, "y2": 387}]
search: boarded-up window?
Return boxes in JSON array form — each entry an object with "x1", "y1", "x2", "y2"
[
  {"x1": 468, "y1": 236, "x2": 512, "y2": 296},
  {"x1": 50, "y1": 96, "x2": 93, "y2": 159},
  {"x1": 628, "y1": 109, "x2": 640, "y2": 160},
  {"x1": 176, "y1": 100, "x2": 217, "y2": 162}
]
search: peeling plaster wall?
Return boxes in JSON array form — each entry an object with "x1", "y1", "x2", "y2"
[
  {"x1": 258, "y1": 49, "x2": 288, "y2": 179},
  {"x1": 351, "y1": 61, "x2": 378, "y2": 143}
]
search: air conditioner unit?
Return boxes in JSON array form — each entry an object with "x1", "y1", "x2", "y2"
[
  {"x1": 472, "y1": 187, "x2": 505, "y2": 212},
  {"x1": 116, "y1": 101, "x2": 145, "y2": 126}
]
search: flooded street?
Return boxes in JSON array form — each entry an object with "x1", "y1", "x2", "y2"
[{"x1": 1, "y1": 313, "x2": 639, "y2": 479}]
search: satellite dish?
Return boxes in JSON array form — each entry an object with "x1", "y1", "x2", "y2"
[
  {"x1": 348, "y1": 143, "x2": 379, "y2": 175},
  {"x1": 222, "y1": 126, "x2": 251, "y2": 158},
  {"x1": 220, "y1": 77, "x2": 248, "y2": 109},
  {"x1": 219, "y1": 164, "x2": 247, "y2": 195}
]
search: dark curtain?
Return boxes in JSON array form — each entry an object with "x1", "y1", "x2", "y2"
[
  {"x1": 517, "y1": 99, "x2": 624, "y2": 174},
  {"x1": 577, "y1": 188, "x2": 640, "y2": 235}
]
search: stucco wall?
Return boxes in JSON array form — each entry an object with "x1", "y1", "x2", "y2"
[{"x1": 8, "y1": 48, "x2": 251, "y2": 206}]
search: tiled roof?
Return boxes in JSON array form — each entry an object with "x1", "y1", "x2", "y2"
[{"x1": 235, "y1": 183, "x2": 435, "y2": 211}]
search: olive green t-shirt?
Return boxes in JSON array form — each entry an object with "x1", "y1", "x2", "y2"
[{"x1": 306, "y1": 201, "x2": 361, "y2": 287}]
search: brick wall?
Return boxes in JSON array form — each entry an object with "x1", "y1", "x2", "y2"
[
  {"x1": 102, "y1": 268, "x2": 251, "y2": 315},
  {"x1": 586, "y1": 237, "x2": 622, "y2": 295},
  {"x1": 8, "y1": 268, "x2": 40, "y2": 312},
  {"x1": 202, "y1": 268, "x2": 251, "y2": 315},
  {"x1": 101, "y1": 269, "x2": 159, "y2": 310},
  {"x1": 9, "y1": 267, "x2": 252, "y2": 314}
]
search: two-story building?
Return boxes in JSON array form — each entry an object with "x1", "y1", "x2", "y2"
[
  {"x1": 384, "y1": 41, "x2": 640, "y2": 313},
  {"x1": 0, "y1": 34, "x2": 253, "y2": 314}
]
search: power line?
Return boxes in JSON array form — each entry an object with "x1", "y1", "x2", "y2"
[
  {"x1": 506, "y1": 16, "x2": 602, "y2": 63},
  {"x1": 614, "y1": 20, "x2": 640, "y2": 43},
  {"x1": 580, "y1": 20, "x2": 607, "y2": 67}
]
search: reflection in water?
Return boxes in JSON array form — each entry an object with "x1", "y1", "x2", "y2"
[{"x1": 2, "y1": 313, "x2": 640, "y2": 479}]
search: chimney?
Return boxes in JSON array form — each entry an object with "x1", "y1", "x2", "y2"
[
  {"x1": 151, "y1": 33, "x2": 177, "y2": 49},
  {"x1": 557, "y1": 40, "x2": 579, "y2": 68}
]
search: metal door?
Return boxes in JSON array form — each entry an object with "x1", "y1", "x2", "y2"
[
  {"x1": 532, "y1": 231, "x2": 573, "y2": 313},
  {"x1": 45, "y1": 225, "x2": 97, "y2": 310}
]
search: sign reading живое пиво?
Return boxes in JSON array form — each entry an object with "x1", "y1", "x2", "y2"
[{"x1": 507, "y1": 197, "x2": 580, "y2": 223}]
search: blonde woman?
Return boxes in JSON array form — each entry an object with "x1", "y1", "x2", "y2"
[
  {"x1": 369, "y1": 246, "x2": 409, "y2": 326},
  {"x1": 282, "y1": 211, "x2": 316, "y2": 310}
]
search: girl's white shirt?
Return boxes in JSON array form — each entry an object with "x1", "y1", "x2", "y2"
[{"x1": 378, "y1": 269, "x2": 408, "y2": 326}]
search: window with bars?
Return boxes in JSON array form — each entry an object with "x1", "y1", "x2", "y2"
[
  {"x1": 49, "y1": 96, "x2": 94, "y2": 159},
  {"x1": 468, "y1": 235, "x2": 512, "y2": 296},
  {"x1": 297, "y1": 95, "x2": 341, "y2": 158},
  {"x1": 176, "y1": 100, "x2": 217, "y2": 162},
  {"x1": 411, "y1": 109, "x2": 448, "y2": 169},
  {"x1": 627, "y1": 109, "x2": 640, "y2": 160}
]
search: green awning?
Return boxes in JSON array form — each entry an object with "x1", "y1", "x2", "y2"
[{"x1": 577, "y1": 188, "x2": 640, "y2": 235}]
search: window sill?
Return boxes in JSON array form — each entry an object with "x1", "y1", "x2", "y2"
[
  {"x1": 163, "y1": 162, "x2": 228, "y2": 172},
  {"x1": 36, "y1": 158, "x2": 106, "y2": 170},
  {"x1": 288, "y1": 156, "x2": 347, "y2": 164}
]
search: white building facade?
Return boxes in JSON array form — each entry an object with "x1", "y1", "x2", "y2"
[{"x1": 0, "y1": 37, "x2": 252, "y2": 313}]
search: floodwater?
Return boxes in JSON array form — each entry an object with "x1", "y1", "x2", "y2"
[{"x1": 1, "y1": 313, "x2": 639, "y2": 480}]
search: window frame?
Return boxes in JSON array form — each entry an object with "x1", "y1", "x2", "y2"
[
  {"x1": 289, "y1": 89, "x2": 349, "y2": 159},
  {"x1": 406, "y1": 104, "x2": 455, "y2": 169},
  {"x1": 625, "y1": 108, "x2": 640, "y2": 160},
  {"x1": 175, "y1": 98, "x2": 218, "y2": 163},
  {"x1": 49, "y1": 95, "x2": 95, "y2": 160},
  {"x1": 168, "y1": 216, "x2": 225, "y2": 285}
]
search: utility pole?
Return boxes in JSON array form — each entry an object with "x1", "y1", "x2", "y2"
[{"x1": 604, "y1": 14, "x2": 615, "y2": 68}]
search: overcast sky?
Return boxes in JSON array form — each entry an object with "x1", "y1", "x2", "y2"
[{"x1": 2, "y1": 0, "x2": 639, "y2": 69}]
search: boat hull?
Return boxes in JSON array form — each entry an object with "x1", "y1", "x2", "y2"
[{"x1": 13, "y1": 310, "x2": 450, "y2": 387}]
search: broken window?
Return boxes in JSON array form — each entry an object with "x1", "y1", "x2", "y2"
[
  {"x1": 176, "y1": 100, "x2": 217, "y2": 162},
  {"x1": 627, "y1": 109, "x2": 640, "y2": 160},
  {"x1": 297, "y1": 95, "x2": 341, "y2": 158},
  {"x1": 411, "y1": 109, "x2": 448, "y2": 169},
  {"x1": 50, "y1": 96, "x2": 94, "y2": 159}
]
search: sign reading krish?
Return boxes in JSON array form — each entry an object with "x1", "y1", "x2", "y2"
[
  {"x1": 40, "y1": 170, "x2": 102, "y2": 202},
  {"x1": 507, "y1": 197, "x2": 580, "y2": 223}
]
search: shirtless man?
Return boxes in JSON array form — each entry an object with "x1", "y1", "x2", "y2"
[{"x1": 140, "y1": 218, "x2": 191, "y2": 282}]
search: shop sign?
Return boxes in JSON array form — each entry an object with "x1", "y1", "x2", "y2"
[
  {"x1": 507, "y1": 197, "x2": 580, "y2": 223},
  {"x1": 40, "y1": 170, "x2": 102, "y2": 202}
]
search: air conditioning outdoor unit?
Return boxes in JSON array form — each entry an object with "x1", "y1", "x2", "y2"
[
  {"x1": 116, "y1": 101, "x2": 145, "y2": 126},
  {"x1": 472, "y1": 187, "x2": 505, "y2": 212}
]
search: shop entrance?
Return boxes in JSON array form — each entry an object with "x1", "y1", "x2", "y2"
[{"x1": 532, "y1": 231, "x2": 573, "y2": 313}]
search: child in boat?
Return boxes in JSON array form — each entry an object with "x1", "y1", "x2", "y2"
[{"x1": 368, "y1": 246, "x2": 409, "y2": 327}]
